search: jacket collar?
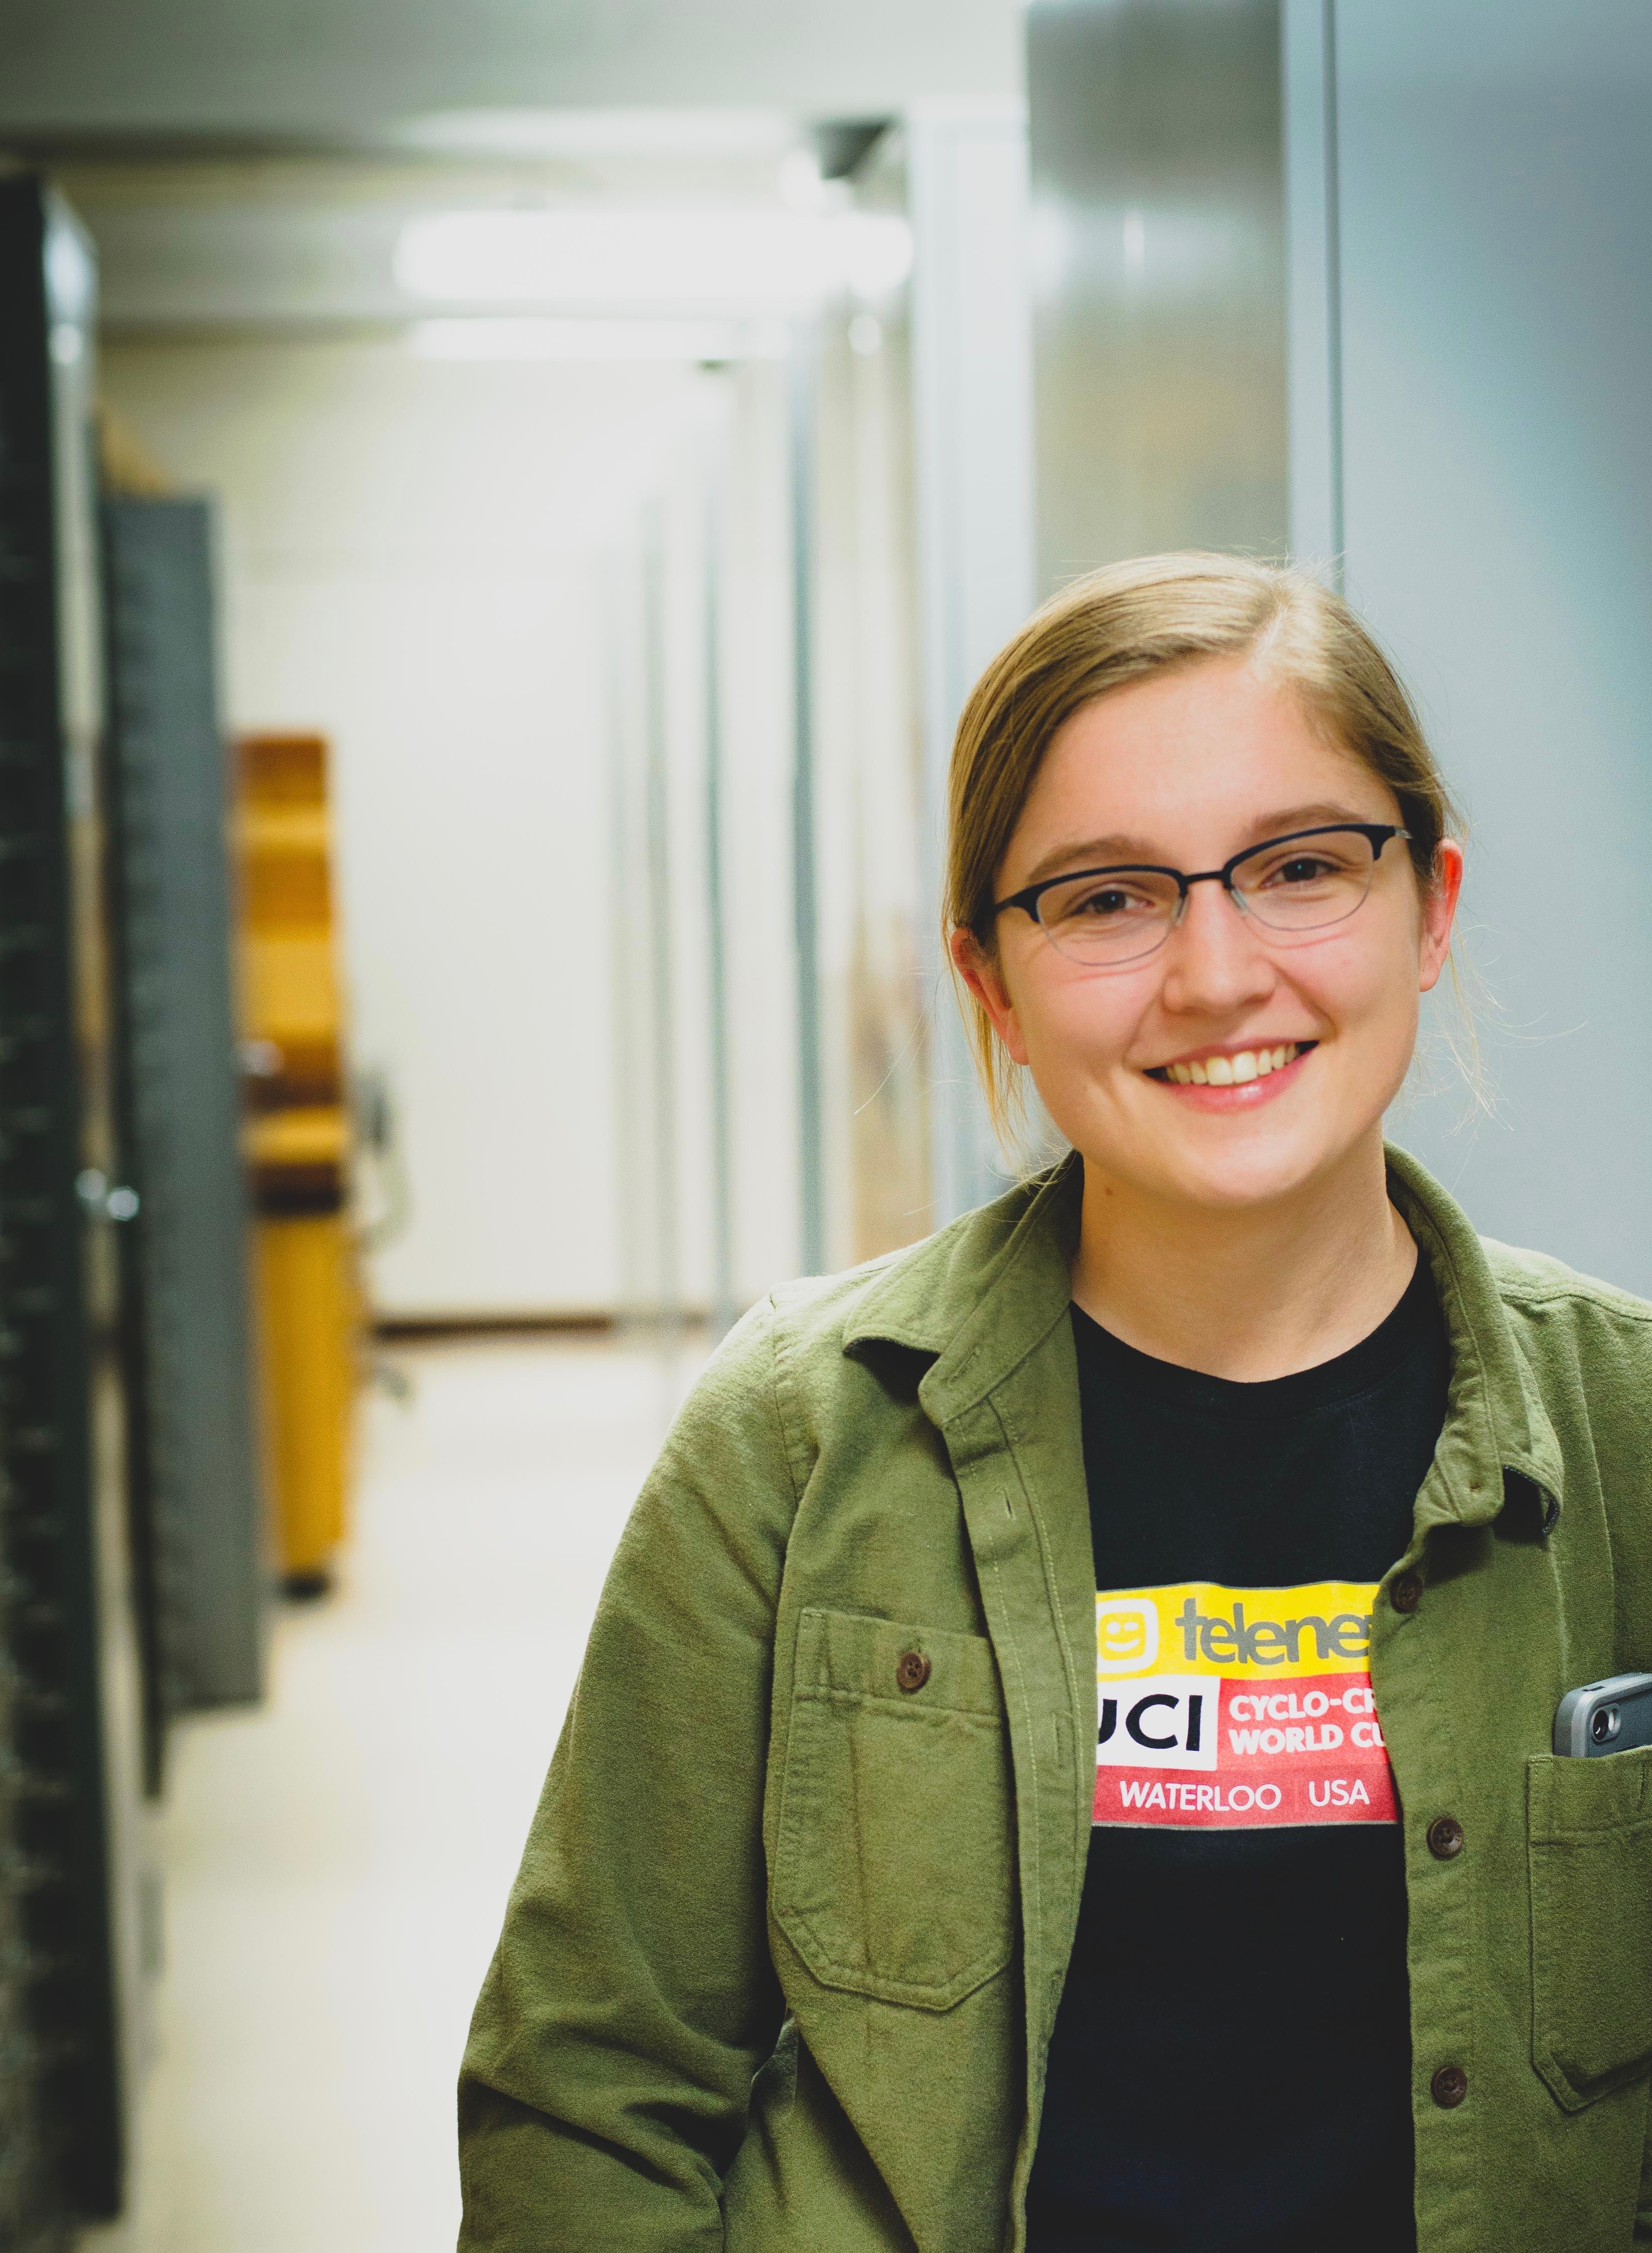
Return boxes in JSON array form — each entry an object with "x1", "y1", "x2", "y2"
[
  {"x1": 1385, "y1": 1142, "x2": 1564, "y2": 1528},
  {"x1": 844, "y1": 1155, "x2": 1084, "y2": 1424},
  {"x1": 844, "y1": 1140, "x2": 1565, "y2": 1528}
]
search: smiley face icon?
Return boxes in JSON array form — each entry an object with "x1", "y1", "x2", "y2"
[{"x1": 1096, "y1": 1595, "x2": 1159, "y2": 1677}]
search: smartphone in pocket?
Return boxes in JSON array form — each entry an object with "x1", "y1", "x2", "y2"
[{"x1": 1554, "y1": 1672, "x2": 1652, "y2": 1756}]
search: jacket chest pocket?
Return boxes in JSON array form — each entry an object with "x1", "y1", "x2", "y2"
[
  {"x1": 771, "y1": 1608, "x2": 1016, "y2": 2012},
  {"x1": 1528, "y1": 1746, "x2": 1652, "y2": 2107}
]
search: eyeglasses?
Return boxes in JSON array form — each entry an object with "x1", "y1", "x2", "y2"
[{"x1": 992, "y1": 824, "x2": 1412, "y2": 967}]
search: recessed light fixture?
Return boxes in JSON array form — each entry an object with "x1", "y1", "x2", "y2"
[
  {"x1": 407, "y1": 318, "x2": 790, "y2": 363},
  {"x1": 389, "y1": 108, "x2": 800, "y2": 161},
  {"x1": 394, "y1": 210, "x2": 912, "y2": 310}
]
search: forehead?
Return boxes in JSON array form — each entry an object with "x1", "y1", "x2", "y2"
[{"x1": 1017, "y1": 657, "x2": 1393, "y2": 859}]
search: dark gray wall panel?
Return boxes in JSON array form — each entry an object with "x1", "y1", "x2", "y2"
[
  {"x1": 0, "y1": 170, "x2": 133, "y2": 2237},
  {"x1": 1028, "y1": 0, "x2": 1289, "y2": 591},
  {"x1": 102, "y1": 497, "x2": 265, "y2": 1713}
]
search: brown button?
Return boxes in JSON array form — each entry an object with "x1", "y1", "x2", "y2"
[
  {"x1": 1427, "y1": 1814, "x2": 1465, "y2": 1861},
  {"x1": 1430, "y1": 2063, "x2": 1467, "y2": 2108},
  {"x1": 895, "y1": 1650, "x2": 931, "y2": 1694},
  {"x1": 1390, "y1": 1572, "x2": 1424, "y2": 1615}
]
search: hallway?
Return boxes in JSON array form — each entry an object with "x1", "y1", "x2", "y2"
[{"x1": 90, "y1": 1334, "x2": 707, "y2": 2253}]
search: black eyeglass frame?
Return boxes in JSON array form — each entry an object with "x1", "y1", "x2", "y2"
[{"x1": 991, "y1": 823, "x2": 1413, "y2": 955}]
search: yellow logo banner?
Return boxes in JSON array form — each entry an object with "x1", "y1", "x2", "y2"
[{"x1": 1093, "y1": 1581, "x2": 1397, "y2": 1830}]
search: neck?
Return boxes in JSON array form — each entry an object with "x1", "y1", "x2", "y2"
[{"x1": 1070, "y1": 1133, "x2": 1416, "y2": 1381}]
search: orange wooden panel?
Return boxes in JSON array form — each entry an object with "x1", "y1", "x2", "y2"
[
  {"x1": 243, "y1": 1106, "x2": 349, "y2": 1171},
  {"x1": 240, "y1": 849, "x2": 332, "y2": 929},
  {"x1": 240, "y1": 731, "x2": 327, "y2": 807},
  {"x1": 241, "y1": 934, "x2": 341, "y2": 1045},
  {"x1": 254, "y1": 1211, "x2": 358, "y2": 1574}
]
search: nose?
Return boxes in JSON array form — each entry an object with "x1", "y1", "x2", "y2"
[{"x1": 1156, "y1": 877, "x2": 1278, "y2": 1018}]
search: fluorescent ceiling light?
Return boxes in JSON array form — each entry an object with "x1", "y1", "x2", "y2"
[
  {"x1": 394, "y1": 210, "x2": 913, "y2": 309},
  {"x1": 391, "y1": 109, "x2": 798, "y2": 161},
  {"x1": 407, "y1": 318, "x2": 789, "y2": 363}
]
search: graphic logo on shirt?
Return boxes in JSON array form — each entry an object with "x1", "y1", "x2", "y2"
[
  {"x1": 1092, "y1": 1581, "x2": 1398, "y2": 1830},
  {"x1": 1096, "y1": 1596, "x2": 1159, "y2": 1674}
]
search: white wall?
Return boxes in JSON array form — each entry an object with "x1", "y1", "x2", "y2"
[
  {"x1": 908, "y1": 102, "x2": 1037, "y2": 1209},
  {"x1": 592, "y1": 358, "x2": 805, "y2": 1317},
  {"x1": 102, "y1": 334, "x2": 720, "y2": 1315},
  {"x1": 717, "y1": 360, "x2": 808, "y2": 1298},
  {"x1": 813, "y1": 288, "x2": 933, "y2": 1265},
  {"x1": 89, "y1": 124, "x2": 948, "y2": 1317}
]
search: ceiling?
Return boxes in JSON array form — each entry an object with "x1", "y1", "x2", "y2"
[{"x1": 0, "y1": 0, "x2": 1022, "y2": 150}]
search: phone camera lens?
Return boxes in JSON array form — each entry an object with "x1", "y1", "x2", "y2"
[{"x1": 1593, "y1": 1707, "x2": 1622, "y2": 1744}]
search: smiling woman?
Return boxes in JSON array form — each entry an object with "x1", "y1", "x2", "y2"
[
  {"x1": 459, "y1": 553, "x2": 1652, "y2": 2253},
  {"x1": 946, "y1": 553, "x2": 1464, "y2": 1380},
  {"x1": 947, "y1": 555, "x2": 1462, "y2": 1162}
]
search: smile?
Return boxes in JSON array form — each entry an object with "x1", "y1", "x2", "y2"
[{"x1": 1146, "y1": 1041, "x2": 1316, "y2": 1087}]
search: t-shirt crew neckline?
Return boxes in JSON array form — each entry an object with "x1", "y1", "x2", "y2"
[{"x1": 1069, "y1": 1248, "x2": 1437, "y2": 1424}]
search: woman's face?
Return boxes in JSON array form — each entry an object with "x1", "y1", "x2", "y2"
[{"x1": 957, "y1": 655, "x2": 1462, "y2": 1215}]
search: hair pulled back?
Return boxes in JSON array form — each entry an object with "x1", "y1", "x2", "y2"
[{"x1": 944, "y1": 551, "x2": 1465, "y2": 1143}]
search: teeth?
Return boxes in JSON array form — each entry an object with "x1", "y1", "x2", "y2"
[{"x1": 1160, "y1": 1042, "x2": 1302, "y2": 1086}]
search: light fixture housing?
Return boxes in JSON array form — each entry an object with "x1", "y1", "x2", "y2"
[
  {"x1": 394, "y1": 209, "x2": 912, "y2": 311},
  {"x1": 406, "y1": 317, "x2": 791, "y2": 362}
]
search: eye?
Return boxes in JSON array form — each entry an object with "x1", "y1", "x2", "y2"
[
  {"x1": 1075, "y1": 886, "x2": 1144, "y2": 919},
  {"x1": 1046, "y1": 875, "x2": 1167, "y2": 924},
  {"x1": 1250, "y1": 842, "x2": 1361, "y2": 892},
  {"x1": 1235, "y1": 831, "x2": 1379, "y2": 932}
]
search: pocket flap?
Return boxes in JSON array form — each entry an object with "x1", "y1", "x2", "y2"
[
  {"x1": 773, "y1": 1609, "x2": 1015, "y2": 2011},
  {"x1": 794, "y1": 1607, "x2": 1007, "y2": 1716}
]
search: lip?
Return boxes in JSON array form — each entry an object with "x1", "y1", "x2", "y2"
[{"x1": 1144, "y1": 1040, "x2": 1318, "y2": 1111}]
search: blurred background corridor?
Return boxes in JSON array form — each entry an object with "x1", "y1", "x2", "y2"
[
  {"x1": 0, "y1": 0, "x2": 1649, "y2": 2244},
  {"x1": 87, "y1": 1332, "x2": 710, "y2": 2250}
]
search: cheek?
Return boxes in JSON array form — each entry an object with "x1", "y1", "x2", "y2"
[
  {"x1": 1295, "y1": 920, "x2": 1423, "y2": 1056},
  {"x1": 1008, "y1": 958, "x2": 1147, "y2": 1075}
]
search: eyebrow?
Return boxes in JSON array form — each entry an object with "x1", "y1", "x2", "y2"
[{"x1": 1017, "y1": 802, "x2": 1378, "y2": 888}]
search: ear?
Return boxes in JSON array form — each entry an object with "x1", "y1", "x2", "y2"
[
  {"x1": 1417, "y1": 838, "x2": 1464, "y2": 994},
  {"x1": 949, "y1": 927, "x2": 1032, "y2": 1067}
]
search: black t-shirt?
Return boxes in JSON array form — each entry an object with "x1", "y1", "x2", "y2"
[{"x1": 1025, "y1": 1254, "x2": 1448, "y2": 2253}]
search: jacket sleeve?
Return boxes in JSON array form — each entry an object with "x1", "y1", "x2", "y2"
[{"x1": 457, "y1": 1302, "x2": 802, "y2": 2250}]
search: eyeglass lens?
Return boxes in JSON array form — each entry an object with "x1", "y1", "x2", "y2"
[{"x1": 1034, "y1": 830, "x2": 1386, "y2": 965}]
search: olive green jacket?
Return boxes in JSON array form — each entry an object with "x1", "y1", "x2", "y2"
[{"x1": 459, "y1": 1146, "x2": 1652, "y2": 2251}]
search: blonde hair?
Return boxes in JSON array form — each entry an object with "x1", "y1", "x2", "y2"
[{"x1": 945, "y1": 552, "x2": 1467, "y2": 1147}]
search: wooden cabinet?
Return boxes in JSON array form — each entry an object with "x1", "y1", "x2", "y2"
[{"x1": 236, "y1": 733, "x2": 358, "y2": 1594}]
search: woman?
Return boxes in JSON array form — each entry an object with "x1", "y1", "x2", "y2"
[{"x1": 459, "y1": 554, "x2": 1652, "y2": 2253}]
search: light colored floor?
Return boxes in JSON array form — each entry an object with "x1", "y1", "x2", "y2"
[{"x1": 85, "y1": 1331, "x2": 707, "y2": 2253}]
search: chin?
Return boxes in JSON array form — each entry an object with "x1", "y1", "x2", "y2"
[
  {"x1": 1148, "y1": 1142, "x2": 1337, "y2": 1213},
  {"x1": 1076, "y1": 1108, "x2": 1360, "y2": 1215}
]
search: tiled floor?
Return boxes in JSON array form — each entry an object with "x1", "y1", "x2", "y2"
[{"x1": 84, "y1": 1331, "x2": 707, "y2": 2253}]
